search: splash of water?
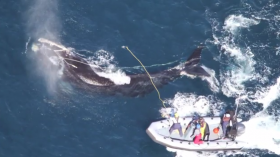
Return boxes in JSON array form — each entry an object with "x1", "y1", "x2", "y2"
[
  {"x1": 160, "y1": 92, "x2": 225, "y2": 118},
  {"x1": 214, "y1": 15, "x2": 261, "y2": 97},
  {"x1": 161, "y1": 4, "x2": 280, "y2": 156},
  {"x1": 86, "y1": 49, "x2": 131, "y2": 85},
  {"x1": 25, "y1": 0, "x2": 61, "y2": 41},
  {"x1": 24, "y1": 0, "x2": 63, "y2": 93}
]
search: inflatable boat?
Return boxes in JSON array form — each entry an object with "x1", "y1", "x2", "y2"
[{"x1": 146, "y1": 115, "x2": 247, "y2": 151}]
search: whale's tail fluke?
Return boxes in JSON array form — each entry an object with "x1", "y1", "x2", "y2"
[{"x1": 181, "y1": 47, "x2": 210, "y2": 77}]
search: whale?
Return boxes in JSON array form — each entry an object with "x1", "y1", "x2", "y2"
[{"x1": 31, "y1": 38, "x2": 210, "y2": 97}]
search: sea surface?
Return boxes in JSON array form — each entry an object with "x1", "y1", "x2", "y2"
[{"x1": 0, "y1": 0, "x2": 280, "y2": 157}]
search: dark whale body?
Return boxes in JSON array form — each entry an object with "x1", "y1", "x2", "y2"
[{"x1": 33, "y1": 38, "x2": 210, "y2": 97}]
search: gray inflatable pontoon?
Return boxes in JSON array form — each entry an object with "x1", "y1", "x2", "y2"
[{"x1": 146, "y1": 116, "x2": 247, "y2": 151}]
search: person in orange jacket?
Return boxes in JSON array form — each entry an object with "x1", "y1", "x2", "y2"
[{"x1": 222, "y1": 113, "x2": 231, "y2": 138}]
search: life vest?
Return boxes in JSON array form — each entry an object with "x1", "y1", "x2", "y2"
[
  {"x1": 200, "y1": 122, "x2": 206, "y2": 138},
  {"x1": 194, "y1": 133, "x2": 203, "y2": 144}
]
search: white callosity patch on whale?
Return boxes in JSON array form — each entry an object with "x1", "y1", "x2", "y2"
[
  {"x1": 31, "y1": 43, "x2": 39, "y2": 53},
  {"x1": 32, "y1": 42, "x2": 65, "y2": 77}
]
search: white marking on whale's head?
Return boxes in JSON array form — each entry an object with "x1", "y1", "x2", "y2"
[{"x1": 31, "y1": 44, "x2": 39, "y2": 52}]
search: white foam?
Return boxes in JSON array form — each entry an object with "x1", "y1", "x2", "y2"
[
  {"x1": 159, "y1": 93, "x2": 244, "y2": 157},
  {"x1": 276, "y1": 47, "x2": 280, "y2": 55},
  {"x1": 251, "y1": 77, "x2": 280, "y2": 109},
  {"x1": 169, "y1": 147, "x2": 247, "y2": 157},
  {"x1": 160, "y1": 11, "x2": 280, "y2": 156},
  {"x1": 238, "y1": 112, "x2": 280, "y2": 154},
  {"x1": 213, "y1": 15, "x2": 263, "y2": 97},
  {"x1": 24, "y1": 37, "x2": 31, "y2": 54},
  {"x1": 87, "y1": 49, "x2": 131, "y2": 85},
  {"x1": 95, "y1": 68, "x2": 131, "y2": 85},
  {"x1": 222, "y1": 76, "x2": 280, "y2": 156},
  {"x1": 160, "y1": 91, "x2": 280, "y2": 156},
  {"x1": 160, "y1": 92, "x2": 225, "y2": 118},
  {"x1": 224, "y1": 15, "x2": 260, "y2": 34}
]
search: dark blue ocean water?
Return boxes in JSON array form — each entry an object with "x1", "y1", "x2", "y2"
[{"x1": 1, "y1": 0, "x2": 280, "y2": 157}]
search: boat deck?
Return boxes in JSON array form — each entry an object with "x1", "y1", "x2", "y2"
[
  {"x1": 157, "y1": 123, "x2": 224, "y2": 141},
  {"x1": 146, "y1": 116, "x2": 247, "y2": 151}
]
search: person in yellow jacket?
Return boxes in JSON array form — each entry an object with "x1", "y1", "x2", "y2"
[{"x1": 199, "y1": 117, "x2": 210, "y2": 141}]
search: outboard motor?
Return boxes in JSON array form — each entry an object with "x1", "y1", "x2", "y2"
[
  {"x1": 236, "y1": 122, "x2": 246, "y2": 136},
  {"x1": 227, "y1": 122, "x2": 245, "y2": 141}
]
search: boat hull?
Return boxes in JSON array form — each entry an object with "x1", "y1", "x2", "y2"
[{"x1": 146, "y1": 117, "x2": 247, "y2": 151}]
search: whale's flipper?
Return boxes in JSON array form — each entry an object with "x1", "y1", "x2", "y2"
[{"x1": 183, "y1": 47, "x2": 210, "y2": 77}]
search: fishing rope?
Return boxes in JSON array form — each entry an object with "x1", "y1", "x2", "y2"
[
  {"x1": 52, "y1": 50, "x2": 80, "y2": 68},
  {"x1": 234, "y1": 96, "x2": 240, "y2": 120},
  {"x1": 63, "y1": 59, "x2": 77, "y2": 68},
  {"x1": 124, "y1": 46, "x2": 166, "y2": 108},
  {"x1": 234, "y1": 103, "x2": 239, "y2": 119},
  {"x1": 63, "y1": 58, "x2": 90, "y2": 66}
]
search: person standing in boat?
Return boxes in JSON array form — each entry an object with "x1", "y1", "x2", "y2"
[
  {"x1": 199, "y1": 118, "x2": 210, "y2": 141},
  {"x1": 222, "y1": 112, "x2": 231, "y2": 138},
  {"x1": 169, "y1": 112, "x2": 183, "y2": 137},
  {"x1": 186, "y1": 115, "x2": 199, "y2": 129}
]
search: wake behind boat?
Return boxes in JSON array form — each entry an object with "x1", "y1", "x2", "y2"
[{"x1": 146, "y1": 110, "x2": 247, "y2": 151}]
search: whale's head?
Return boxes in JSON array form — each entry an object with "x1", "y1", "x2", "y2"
[{"x1": 31, "y1": 38, "x2": 74, "y2": 67}]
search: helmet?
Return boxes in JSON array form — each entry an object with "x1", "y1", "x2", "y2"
[{"x1": 196, "y1": 124, "x2": 201, "y2": 129}]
